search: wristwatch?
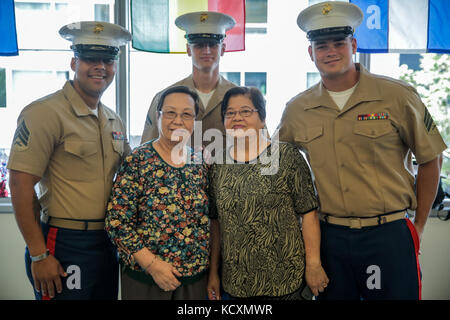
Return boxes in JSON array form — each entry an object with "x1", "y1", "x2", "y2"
[{"x1": 30, "y1": 249, "x2": 50, "y2": 262}]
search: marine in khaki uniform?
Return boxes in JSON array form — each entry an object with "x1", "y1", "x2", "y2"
[
  {"x1": 278, "y1": 1, "x2": 447, "y2": 300},
  {"x1": 141, "y1": 11, "x2": 237, "y2": 147},
  {"x1": 8, "y1": 21, "x2": 131, "y2": 300}
]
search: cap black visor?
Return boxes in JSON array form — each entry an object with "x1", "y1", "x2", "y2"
[
  {"x1": 186, "y1": 33, "x2": 224, "y2": 45},
  {"x1": 71, "y1": 44, "x2": 119, "y2": 60},
  {"x1": 307, "y1": 26, "x2": 353, "y2": 41}
]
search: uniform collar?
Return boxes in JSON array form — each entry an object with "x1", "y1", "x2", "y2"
[
  {"x1": 63, "y1": 81, "x2": 116, "y2": 120},
  {"x1": 184, "y1": 74, "x2": 229, "y2": 119},
  {"x1": 304, "y1": 64, "x2": 383, "y2": 112}
]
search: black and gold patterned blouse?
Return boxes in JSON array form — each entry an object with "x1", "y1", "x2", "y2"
[{"x1": 209, "y1": 142, "x2": 318, "y2": 298}]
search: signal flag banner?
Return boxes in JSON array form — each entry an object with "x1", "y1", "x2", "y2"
[
  {"x1": 131, "y1": 0, "x2": 245, "y2": 53},
  {"x1": 351, "y1": 0, "x2": 450, "y2": 53},
  {"x1": 0, "y1": 0, "x2": 19, "y2": 56}
]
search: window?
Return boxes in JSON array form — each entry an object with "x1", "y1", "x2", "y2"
[
  {"x1": 0, "y1": 68, "x2": 6, "y2": 108},
  {"x1": 246, "y1": 0, "x2": 267, "y2": 34},
  {"x1": 128, "y1": 51, "x2": 192, "y2": 148},
  {"x1": 220, "y1": 72, "x2": 241, "y2": 86},
  {"x1": 245, "y1": 72, "x2": 266, "y2": 94},
  {"x1": 95, "y1": 4, "x2": 110, "y2": 21},
  {"x1": 221, "y1": 72, "x2": 267, "y2": 94},
  {"x1": 306, "y1": 72, "x2": 320, "y2": 88},
  {"x1": 12, "y1": 69, "x2": 69, "y2": 106},
  {"x1": 246, "y1": 0, "x2": 267, "y2": 23},
  {"x1": 308, "y1": 0, "x2": 326, "y2": 5},
  {"x1": 399, "y1": 54, "x2": 421, "y2": 71}
]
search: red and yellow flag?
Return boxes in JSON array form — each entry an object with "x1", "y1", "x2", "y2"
[{"x1": 131, "y1": 0, "x2": 245, "y2": 53}]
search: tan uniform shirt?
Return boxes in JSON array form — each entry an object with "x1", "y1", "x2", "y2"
[
  {"x1": 279, "y1": 64, "x2": 447, "y2": 218},
  {"x1": 7, "y1": 81, "x2": 131, "y2": 220},
  {"x1": 140, "y1": 74, "x2": 236, "y2": 145}
]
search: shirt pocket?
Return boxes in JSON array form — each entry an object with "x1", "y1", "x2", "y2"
[
  {"x1": 352, "y1": 121, "x2": 395, "y2": 164},
  {"x1": 294, "y1": 126, "x2": 325, "y2": 168},
  {"x1": 112, "y1": 140, "x2": 124, "y2": 156},
  {"x1": 353, "y1": 121, "x2": 393, "y2": 139},
  {"x1": 62, "y1": 140, "x2": 98, "y2": 181}
]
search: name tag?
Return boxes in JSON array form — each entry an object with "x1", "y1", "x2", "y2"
[
  {"x1": 357, "y1": 112, "x2": 389, "y2": 121},
  {"x1": 112, "y1": 131, "x2": 125, "y2": 140}
]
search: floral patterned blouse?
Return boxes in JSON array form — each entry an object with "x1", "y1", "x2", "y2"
[{"x1": 105, "y1": 140, "x2": 210, "y2": 281}]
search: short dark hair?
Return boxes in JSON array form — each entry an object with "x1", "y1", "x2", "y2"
[
  {"x1": 157, "y1": 85, "x2": 200, "y2": 116},
  {"x1": 221, "y1": 86, "x2": 266, "y2": 122}
]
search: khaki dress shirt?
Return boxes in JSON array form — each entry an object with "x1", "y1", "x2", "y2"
[
  {"x1": 8, "y1": 81, "x2": 131, "y2": 220},
  {"x1": 279, "y1": 64, "x2": 447, "y2": 217}
]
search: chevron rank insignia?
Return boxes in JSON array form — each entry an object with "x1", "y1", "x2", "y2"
[
  {"x1": 12, "y1": 120, "x2": 31, "y2": 151},
  {"x1": 423, "y1": 108, "x2": 438, "y2": 134}
]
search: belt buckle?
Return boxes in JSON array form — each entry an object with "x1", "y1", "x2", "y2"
[
  {"x1": 349, "y1": 218, "x2": 362, "y2": 229},
  {"x1": 378, "y1": 216, "x2": 388, "y2": 225}
]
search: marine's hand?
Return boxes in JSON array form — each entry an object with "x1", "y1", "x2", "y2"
[
  {"x1": 305, "y1": 263, "x2": 329, "y2": 297},
  {"x1": 413, "y1": 222, "x2": 424, "y2": 254},
  {"x1": 147, "y1": 259, "x2": 182, "y2": 292},
  {"x1": 413, "y1": 222, "x2": 424, "y2": 242},
  {"x1": 31, "y1": 255, "x2": 67, "y2": 299}
]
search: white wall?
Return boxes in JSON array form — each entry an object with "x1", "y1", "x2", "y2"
[
  {"x1": 0, "y1": 213, "x2": 34, "y2": 300},
  {"x1": 0, "y1": 212, "x2": 448, "y2": 300},
  {"x1": 419, "y1": 218, "x2": 450, "y2": 299}
]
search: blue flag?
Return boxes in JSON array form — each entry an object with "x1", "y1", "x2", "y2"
[
  {"x1": 0, "y1": 0, "x2": 18, "y2": 56},
  {"x1": 350, "y1": 0, "x2": 450, "y2": 53}
]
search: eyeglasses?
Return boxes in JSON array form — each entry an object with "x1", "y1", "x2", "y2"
[
  {"x1": 224, "y1": 109, "x2": 259, "y2": 119},
  {"x1": 159, "y1": 110, "x2": 196, "y2": 120}
]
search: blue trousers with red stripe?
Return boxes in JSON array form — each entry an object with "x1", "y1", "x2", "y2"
[
  {"x1": 317, "y1": 218, "x2": 421, "y2": 300},
  {"x1": 25, "y1": 222, "x2": 119, "y2": 300}
]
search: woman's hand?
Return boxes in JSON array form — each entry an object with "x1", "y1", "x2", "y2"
[
  {"x1": 301, "y1": 210, "x2": 329, "y2": 296},
  {"x1": 207, "y1": 271, "x2": 221, "y2": 300},
  {"x1": 305, "y1": 263, "x2": 329, "y2": 297},
  {"x1": 146, "y1": 259, "x2": 182, "y2": 292}
]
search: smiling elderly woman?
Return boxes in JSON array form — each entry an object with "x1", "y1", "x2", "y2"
[
  {"x1": 207, "y1": 86, "x2": 329, "y2": 300},
  {"x1": 105, "y1": 85, "x2": 210, "y2": 300}
]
